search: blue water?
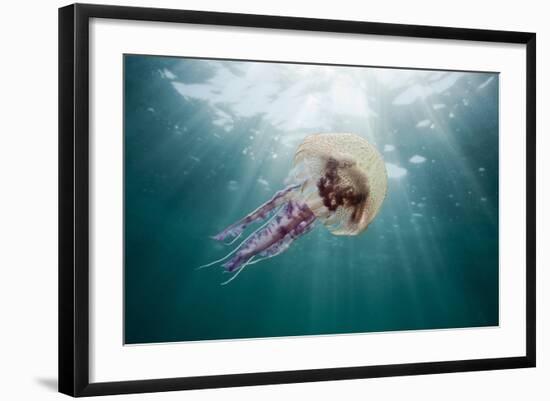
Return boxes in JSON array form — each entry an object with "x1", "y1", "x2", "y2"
[{"x1": 124, "y1": 55, "x2": 499, "y2": 344}]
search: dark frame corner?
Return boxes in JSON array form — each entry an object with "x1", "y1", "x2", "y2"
[{"x1": 59, "y1": 3, "x2": 536, "y2": 397}]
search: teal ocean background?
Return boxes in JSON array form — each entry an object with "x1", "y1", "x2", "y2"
[{"x1": 124, "y1": 55, "x2": 499, "y2": 344}]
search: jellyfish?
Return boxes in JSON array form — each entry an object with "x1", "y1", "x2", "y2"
[{"x1": 200, "y1": 133, "x2": 388, "y2": 284}]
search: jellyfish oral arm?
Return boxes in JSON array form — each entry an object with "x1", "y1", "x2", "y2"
[
  {"x1": 221, "y1": 200, "x2": 316, "y2": 272},
  {"x1": 212, "y1": 183, "x2": 301, "y2": 242}
]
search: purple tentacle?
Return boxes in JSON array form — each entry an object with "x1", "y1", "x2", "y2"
[
  {"x1": 222, "y1": 200, "x2": 316, "y2": 272},
  {"x1": 253, "y1": 217, "x2": 315, "y2": 262},
  {"x1": 212, "y1": 183, "x2": 301, "y2": 242}
]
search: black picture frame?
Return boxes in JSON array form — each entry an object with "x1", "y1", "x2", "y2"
[{"x1": 59, "y1": 3, "x2": 536, "y2": 397}]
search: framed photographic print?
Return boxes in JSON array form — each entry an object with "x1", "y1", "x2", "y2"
[{"x1": 58, "y1": 3, "x2": 536, "y2": 397}]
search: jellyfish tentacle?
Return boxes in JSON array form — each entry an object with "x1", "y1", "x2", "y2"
[
  {"x1": 222, "y1": 200, "x2": 316, "y2": 272},
  {"x1": 220, "y1": 257, "x2": 255, "y2": 286},
  {"x1": 212, "y1": 183, "x2": 302, "y2": 242},
  {"x1": 249, "y1": 218, "x2": 316, "y2": 266},
  {"x1": 196, "y1": 208, "x2": 282, "y2": 270},
  {"x1": 223, "y1": 231, "x2": 244, "y2": 246}
]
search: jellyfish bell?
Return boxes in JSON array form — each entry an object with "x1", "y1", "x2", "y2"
[
  {"x1": 291, "y1": 133, "x2": 387, "y2": 235},
  {"x1": 199, "y1": 133, "x2": 387, "y2": 284}
]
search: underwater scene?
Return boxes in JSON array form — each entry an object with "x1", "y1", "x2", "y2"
[{"x1": 124, "y1": 54, "x2": 499, "y2": 344}]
